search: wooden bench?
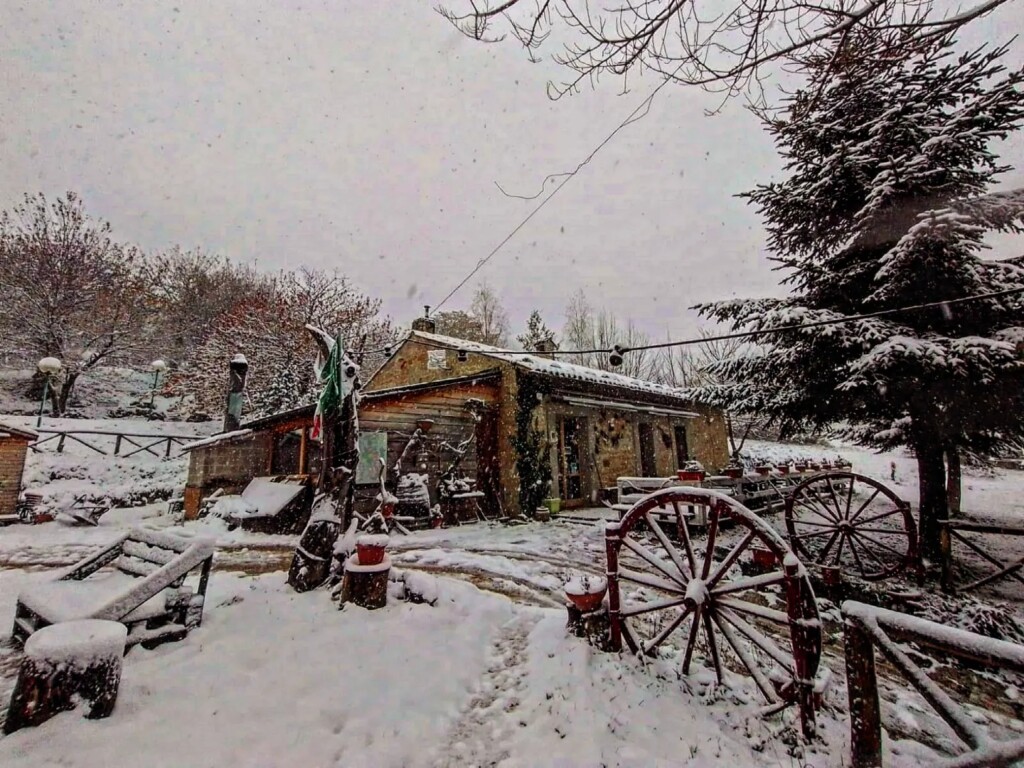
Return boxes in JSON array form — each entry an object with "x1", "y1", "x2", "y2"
[{"x1": 12, "y1": 528, "x2": 215, "y2": 650}]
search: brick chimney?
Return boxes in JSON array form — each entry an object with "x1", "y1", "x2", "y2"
[
  {"x1": 534, "y1": 336, "x2": 558, "y2": 359},
  {"x1": 223, "y1": 353, "x2": 249, "y2": 432},
  {"x1": 411, "y1": 305, "x2": 436, "y2": 334}
]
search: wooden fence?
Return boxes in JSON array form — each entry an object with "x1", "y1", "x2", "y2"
[
  {"x1": 30, "y1": 429, "x2": 204, "y2": 459},
  {"x1": 940, "y1": 519, "x2": 1024, "y2": 594},
  {"x1": 843, "y1": 600, "x2": 1024, "y2": 767}
]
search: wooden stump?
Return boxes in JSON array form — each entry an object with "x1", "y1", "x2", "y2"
[
  {"x1": 5, "y1": 620, "x2": 127, "y2": 734},
  {"x1": 339, "y1": 554, "x2": 391, "y2": 609}
]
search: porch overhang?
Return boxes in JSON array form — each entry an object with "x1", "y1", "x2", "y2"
[{"x1": 553, "y1": 394, "x2": 699, "y2": 419}]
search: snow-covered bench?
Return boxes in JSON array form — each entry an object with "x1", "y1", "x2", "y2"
[{"x1": 12, "y1": 528, "x2": 216, "y2": 649}]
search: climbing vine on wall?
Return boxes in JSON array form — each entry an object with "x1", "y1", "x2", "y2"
[{"x1": 513, "y1": 372, "x2": 552, "y2": 516}]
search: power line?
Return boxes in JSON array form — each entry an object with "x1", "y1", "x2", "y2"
[
  {"x1": 372, "y1": 286, "x2": 1024, "y2": 359},
  {"x1": 429, "y1": 65, "x2": 683, "y2": 315}
]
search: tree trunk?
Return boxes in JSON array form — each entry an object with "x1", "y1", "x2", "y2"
[
  {"x1": 55, "y1": 371, "x2": 79, "y2": 416},
  {"x1": 945, "y1": 447, "x2": 962, "y2": 518},
  {"x1": 916, "y1": 444, "x2": 948, "y2": 562}
]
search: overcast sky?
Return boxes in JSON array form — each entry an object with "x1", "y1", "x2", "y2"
[{"x1": 2, "y1": 1, "x2": 1023, "y2": 344}]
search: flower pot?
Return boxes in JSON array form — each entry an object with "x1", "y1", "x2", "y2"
[
  {"x1": 756, "y1": 465, "x2": 773, "y2": 476},
  {"x1": 430, "y1": 516, "x2": 444, "y2": 529},
  {"x1": 723, "y1": 467, "x2": 743, "y2": 479},
  {"x1": 564, "y1": 575, "x2": 608, "y2": 614},
  {"x1": 535, "y1": 507, "x2": 551, "y2": 522},
  {"x1": 776, "y1": 464, "x2": 790, "y2": 475},
  {"x1": 794, "y1": 463, "x2": 808, "y2": 472},
  {"x1": 677, "y1": 470, "x2": 706, "y2": 482},
  {"x1": 751, "y1": 547, "x2": 778, "y2": 569},
  {"x1": 355, "y1": 535, "x2": 389, "y2": 566},
  {"x1": 544, "y1": 498, "x2": 561, "y2": 515}
]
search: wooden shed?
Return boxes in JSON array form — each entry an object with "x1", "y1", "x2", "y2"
[{"x1": 0, "y1": 422, "x2": 37, "y2": 520}]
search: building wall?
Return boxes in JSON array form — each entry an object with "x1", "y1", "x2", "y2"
[
  {"x1": 0, "y1": 437, "x2": 30, "y2": 516},
  {"x1": 366, "y1": 342, "x2": 502, "y2": 392},
  {"x1": 684, "y1": 406, "x2": 731, "y2": 470},
  {"x1": 183, "y1": 433, "x2": 273, "y2": 518}
]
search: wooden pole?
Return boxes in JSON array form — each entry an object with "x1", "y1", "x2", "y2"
[{"x1": 843, "y1": 616, "x2": 883, "y2": 768}]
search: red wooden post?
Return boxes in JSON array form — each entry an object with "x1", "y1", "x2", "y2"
[
  {"x1": 843, "y1": 615, "x2": 883, "y2": 767},
  {"x1": 605, "y1": 522, "x2": 622, "y2": 653},
  {"x1": 784, "y1": 558, "x2": 817, "y2": 740}
]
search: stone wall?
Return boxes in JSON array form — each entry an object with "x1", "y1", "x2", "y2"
[
  {"x1": 365, "y1": 342, "x2": 502, "y2": 392},
  {"x1": 0, "y1": 437, "x2": 30, "y2": 516}
]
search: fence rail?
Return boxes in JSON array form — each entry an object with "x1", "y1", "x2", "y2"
[
  {"x1": 29, "y1": 429, "x2": 204, "y2": 458},
  {"x1": 843, "y1": 600, "x2": 1024, "y2": 768},
  {"x1": 940, "y1": 519, "x2": 1024, "y2": 594}
]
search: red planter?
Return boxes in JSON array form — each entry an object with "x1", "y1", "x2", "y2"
[
  {"x1": 794, "y1": 463, "x2": 808, "y2": 472},
  {"x1": 677, "y1": 470, "x2": 706, "y2": 482},
  {"x1": 756, "y1": 466, "x2": 773, "y2": 476},
  {"x1": 355, "y1": 539, "x2": 388, "y2": 566},
  {"x1": 566, "y1": 588, "x2": 607, "y2": 613},
  {"x1": 723, "y1": 467, "x2": 743, "y2": 479},
  {"x1": 751, "y1": 547, "x2": 778, "y2": 569},
  {"x1": 776, "y1": 465, "x2": 790, "y2": 475},
  {"x1": 430, "y1": 516, "x2": 444, "y2": 529}
]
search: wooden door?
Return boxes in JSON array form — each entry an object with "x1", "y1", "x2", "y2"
[
  {"x1": 558, "y1": 417, "x2": 585, "y2": 507},
  {"x1": 475, "y1": 408, "x2": 501, "y2": 517}
]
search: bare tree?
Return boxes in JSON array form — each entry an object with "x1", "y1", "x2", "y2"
[
  {"x1": 470, "y1": 281, "x2": 511, "y2": 346},
  {"x1": 560, "y1": 290, "x2": 654, "y2": 378},
  {"x1": 439, "y1": 0, "x2": 1012, "y2": 102},
  {"x1": 0, "y1": 192, "x2": 157, "y2": 414}
]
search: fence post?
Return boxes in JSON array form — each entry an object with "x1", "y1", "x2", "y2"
[
  {"x1": 844, "y1": 614, "x2": 883, "y2": 768},
  {"x1": 114, "y1": 435, "x2": 123, "y2": 456},
  {"x1": 56, "y1": 434, "x2": 66, "y2": 453},
  {"x1": 939, "y1": 523, "x2": 953, "y2": 593},
  {"x1": 165, "y1": 438, "x2": 173, "y2": 458},
  {"x1": 784, "y1": 559, "x2": 816, "y2": 740}
]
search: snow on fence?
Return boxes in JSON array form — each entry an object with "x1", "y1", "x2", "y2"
[
  {"x1": 30, "y1": 429, "x2": 204, "y2": 459},
  {"x1": 842, "y1": 600, "x2": 1024, "y2": 768}
]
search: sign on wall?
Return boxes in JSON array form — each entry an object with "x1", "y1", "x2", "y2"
[
  {"x1": 427, "y1": 349, "x2": 449, "y2": 370},
  {"x1": 356, "y1": 431, "x2": 388, "y2": 484}
]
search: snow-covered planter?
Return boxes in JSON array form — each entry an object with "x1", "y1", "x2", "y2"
[
  {"x1": 564, "y1": 574, "x2": 607, "y2": 613},
  {"x1": 355, "y1": 534, "x2": 389, "y2": 566},
  {"x1": 677, "y1": 460, "x2": 705, "y2": 482},
  {"x1": 755, "y1": 465, "x2": 773, "y2": 476},
  {"x1": 723, "y1": 465, "x2": 744, "y2": 479},
  {"x1": 776, "y1": 463, "x2": 791, "y2": 475}
]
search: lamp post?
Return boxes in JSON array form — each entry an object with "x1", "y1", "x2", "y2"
[
  {"x1": 149, "y1": 359, "x2": 168, "y2": 407},
  {"x1": 36, "y1": 357, "x2": 62, "y2": 428}
]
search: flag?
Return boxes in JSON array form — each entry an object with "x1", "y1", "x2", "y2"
[{"x1": 311, "y1": 333, "x2": 345, "y2": 441}]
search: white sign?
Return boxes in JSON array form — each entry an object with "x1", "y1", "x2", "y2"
[{"x1": 427, "y1": 349, "x2": 448, "y2": 370}]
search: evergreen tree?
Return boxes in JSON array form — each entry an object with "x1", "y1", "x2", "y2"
[
  {"x1": 517, "y1": 310, "x2": 557, "y2": 351},
  {"x1": 694, "y1": 29, "x2": 1024, "y2": 558}
]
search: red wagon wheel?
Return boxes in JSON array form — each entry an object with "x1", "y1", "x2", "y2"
[
  {"x1": 606, "y1": 487, "x2": 821, "y2": 720},
  {"x1": 785, "y1": 471, "x2": 916, "y2": 582}
]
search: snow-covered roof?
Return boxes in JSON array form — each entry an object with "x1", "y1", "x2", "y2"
[
  {"x1": 180, "y1": 429, "x2": 254, "y2": 452},
  {"x1": 408, "y1": 331, "x2": 695, "y2": 404},
  {"x1": 0, "y1": 421, "x2": 38, "y2": 440}
]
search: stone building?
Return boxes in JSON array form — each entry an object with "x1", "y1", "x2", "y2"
[
  {"x1": 0, "y1": 422, "x2": 36, "y2": 519},
  {"x1": 182, "y1": 323, "x2": 729, "y2": 521}
]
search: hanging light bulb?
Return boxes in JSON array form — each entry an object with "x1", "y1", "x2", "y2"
[{"x1": 608, "y1": 344, "x2": 626, "y2": 368}]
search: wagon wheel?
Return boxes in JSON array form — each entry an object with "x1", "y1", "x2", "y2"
[
  {"x1": 606, "y1": 488, "x2": 821, "y2": 715},
  {"x1": 785, "y1": 471, "x2": 916, "y2": 582}
]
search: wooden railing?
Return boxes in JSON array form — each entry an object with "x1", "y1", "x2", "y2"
[
  {"x1": 940, "y1": 519, "x2": 1024, "y2": 594},
  {"x1": 843, "y1": 600, "x2": 1024, "y2": 767},
  {"x1": 29, "y1": 429, "x2": 204, "y2": 458}
]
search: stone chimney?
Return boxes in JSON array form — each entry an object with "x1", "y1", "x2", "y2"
[
  {"x1": 223, "y1": 353, "x2": 249, "y2": 432},
  {"x1": 534, "y1": 336, "x2": 558, "y2": 359},
  {"x1": 411, "y1": 305, "x2": 436, "y2": 334}
]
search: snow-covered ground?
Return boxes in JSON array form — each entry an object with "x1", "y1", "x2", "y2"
[{"x1": 3, "y1": 415, "x2": 1024, "y2": 766}]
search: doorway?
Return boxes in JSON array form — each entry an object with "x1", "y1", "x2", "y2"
[
  {"x1": 557, "y1": 417, "x2": 585, "y2": 507},
  {"x1": 638, "y1": 422, "x2": 657, "y2": 477}
]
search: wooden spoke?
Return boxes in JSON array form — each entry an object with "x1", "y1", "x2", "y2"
[
  {"x1": 618, "y1": 567, "x2": 685, "y2": 594},
  {"x1": 717, "y1": 597, "x2": 791, "y2": 626},
  {"x1": 702, "y1": 507, "x2": 720, "y2": 579},
  {"x1": 620, "y1": 536, "x2": 687, "y2": 587},
  {"x1": 717, "y1": 607, "x2": 795, "y2": 674},
  {"x1": 844, "y1": 474, "x2": 856, "y2": 519},
  {"x1": 706, "y1": 530, "x2": 757, "y2": 589},
  {"x1": 832, "y1": 531, "x2": 848, "y2": 566},
  {"x1": 702, "y1": 610, "x2": 725, "y2": 684},
  {"x1": 850, "y1": 532, "x2": 889, "y2": 570},
  {"x1": 675, "y1": 505, "x2": 699, "y2": 575},
  {"x1": 645, "y1": 512, "x2": 693, "y2": 580},
  {"x1": 824, "y1": 476, "x2": 844, "y2": 521},
  {"x1": 854, "y1": 526, "x2": 912, "y2": 536},
  {"x1": 804, "y1": 486, "x2": 843, "y2": 524},
  {"x1": 847, "y1": 487, "x2": 882, "y2": 523},
  {"x1": 621, "y1": 596, "x2": 689, "y2": 618},
  {"x1": 641, "y1": 604, "x2": 694, "y2": 654},
  {"x1": 712, "y1": 612, "x2": 779, "y2": 703},
  {"x1": 681, "y1": 604, "x2": 703, "y2": 675},
  {"x1": 711, "y1": 571, "x2": 788, "y2": 597},
  {"x1": 851, "y1": 531, "x2": 907, "y2": 561},
  {"x1": 815, "y1": 529, "x2": 843, "y2": 564},
  {"x1": 846, "y1": 534, "x2": 872, "y2": 578},
  {"x1": 789, "y1": 518, "x2": 843, "y2": 529},
  {"x1": 793, "y1": 493, "x2": 840, "y2": 524},
  {"x1": 791, "y1": 529, "x2": 835, "y2": 542},
  {"x1": 852, "y1": 508, "x2": 905, "y2": 527}
]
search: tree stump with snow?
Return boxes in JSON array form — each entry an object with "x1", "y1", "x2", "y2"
[
  {"x1": 4, "y1": 620, "x2": 127, "y2": 734},
  {"x1": 339, "y1": 555, "x2": 391, "y2": 610}
]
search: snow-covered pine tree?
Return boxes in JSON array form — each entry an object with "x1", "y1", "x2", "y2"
[
  {"x1": 694, "y1": 28, "x2": 1024, "y2": 559},
  {"x1": 516, "y1": 309, "x2": 557, "y2": 351}
]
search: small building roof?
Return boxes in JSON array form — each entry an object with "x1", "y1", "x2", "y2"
[
  {"x1": 0, "y1": 421, "x2": 38, "y2": 441},
  {"x1": 404, "y1": 331, "x2": 696, "y2": 406}
]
